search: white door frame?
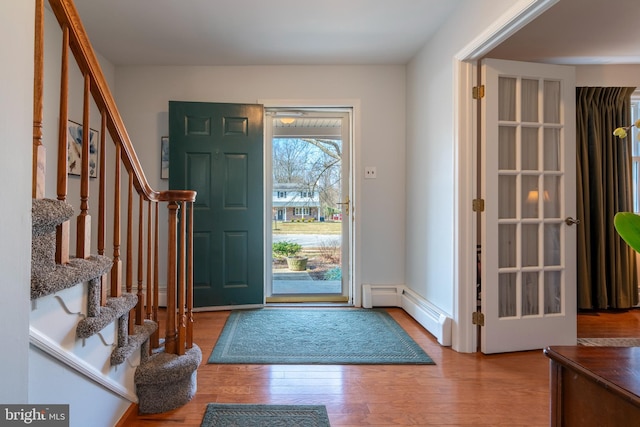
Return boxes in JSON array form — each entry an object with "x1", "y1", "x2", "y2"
[
  {"x1": 258, "y1": 98, "x2": 362, "y2": 306},
  {"x1": 452, "y1": 0, "x2": 560, "y2": 352}
]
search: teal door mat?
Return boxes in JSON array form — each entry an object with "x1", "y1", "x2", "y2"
[
  {"x1": 201, "y1": 404, "x2": 330, "y2": 427},
  {"x1": 208, "y1": 309, "x2": 434, "y2": 364}
]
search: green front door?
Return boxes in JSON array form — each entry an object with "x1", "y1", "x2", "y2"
[{"x1": 169, "y1": 101, "x2": 264, "y2": 307}]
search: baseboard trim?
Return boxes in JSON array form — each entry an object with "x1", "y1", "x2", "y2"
[
  {"x1": 29, "y1": 327, "x2": 138, "y2": 402},
  {"x1": 362, "y1": 284, "x2": 452, "y2": 346}
]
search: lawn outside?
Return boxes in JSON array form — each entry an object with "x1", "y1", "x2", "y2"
[{"x1": 272, "y1": 220, "x2": 341, "y2": 235}]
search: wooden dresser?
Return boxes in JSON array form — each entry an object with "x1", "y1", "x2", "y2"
[{"x1": 544, "y1": 346, "x2": 640, "y2": 426}]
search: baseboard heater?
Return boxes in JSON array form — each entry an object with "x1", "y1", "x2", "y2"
[{"x1": 362, "y1": 284, "x2": 452, "y2": 346}]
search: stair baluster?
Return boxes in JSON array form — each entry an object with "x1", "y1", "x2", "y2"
[
  {"x1": 33, "y1": 0, "x2": 197, "y2": 358},
  {"x1": 32, "y1": 0, "x2": 200, "y2": 413}
]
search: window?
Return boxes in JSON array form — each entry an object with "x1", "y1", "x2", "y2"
[
  {"x1": 277, "y1": 191, "x2": 287, "y2": 198},
  {"x1": 632, "y1": 98, "x2": 640, "y2": 213},
  {"x1": 294, "y1": 207, "x2": 310, "y2": 216}
]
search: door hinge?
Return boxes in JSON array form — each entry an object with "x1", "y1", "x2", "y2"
[
  {"x1": 472, "y1": 198, "x2": 485, "y2": 212},
  {"x1": 473, "y1": 85, "x2": 485, "y2": 99},
  {"x1": 472, "y1": 311, "x2": 485, "y2": 326}
]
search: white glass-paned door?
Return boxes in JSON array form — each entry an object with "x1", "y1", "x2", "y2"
[{"x1": 481, "y1": 59, "x2": 577, "y2": 354}]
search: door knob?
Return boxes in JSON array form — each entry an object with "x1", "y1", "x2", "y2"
[{"x1": 564, "y1": 217, "x2": 581, "y2": 226}]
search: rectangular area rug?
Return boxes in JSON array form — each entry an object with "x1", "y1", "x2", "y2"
[
  {"x1": 208, "y1": 308, "x2": 434, "y2": 364},
  {"x1": 201, "y1": 404, "x2": 330, "y2": 427}
]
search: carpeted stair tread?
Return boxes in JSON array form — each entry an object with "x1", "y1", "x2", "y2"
[
  {"x1": 135, "y1": 344, "x2": 202, "y2": 385},
  {"x1": 31, "y1": 198, "x2": 75, "y2": 281},
  {"x1": 111, "y1": 319, "x2": 158, "y2": 365},
  {"x1": 76, "y1": 293, "x2": 138, "y2": 339},
  {"x1": 32, "y1": 198, "x2": 74, "y2": 234},
  {"x1": 31, "y1": 255, "x2": 112, "y2": 300},
  {"x1": 135, "y1": 344, "x2": 202, "y2": 414}
]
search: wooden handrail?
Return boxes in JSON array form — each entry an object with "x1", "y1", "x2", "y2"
[
  {"x1": 35, "y1": 0, "x2": 196, "y2": 356},
  {"x1": 47, "y1": 1, "x2": 197, "y2": 205}
]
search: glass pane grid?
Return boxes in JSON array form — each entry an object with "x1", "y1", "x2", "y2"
[
  {"x1": 543, "y1": 80, "x2": 561, "y2": 124},
  {"x1": 498, "y1": 77, "x2": 517, "y2": 121},
  {"x1": 521, "y1": 79, "x2": 540, "y2": 123},
  {"x1": 496, "y1": 75, "x2": 567, "y2": 321}
]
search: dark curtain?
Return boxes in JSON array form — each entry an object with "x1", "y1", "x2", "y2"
[{"x1": 576, "y1": 87, "x2": 638, "y2": 309}]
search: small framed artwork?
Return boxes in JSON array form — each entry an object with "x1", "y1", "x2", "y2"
[
  {"x1": 161, "y1": 136, "x2": 169, "y2": 179},
  {"x1": 67, "y1": 120, "x2": 99, "y2": 178}
]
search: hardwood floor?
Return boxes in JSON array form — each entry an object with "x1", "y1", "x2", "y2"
[{"x1": 120, "y1": 307, "x2": 640, "y2": 426}]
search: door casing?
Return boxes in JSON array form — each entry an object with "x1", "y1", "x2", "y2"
[{"x1": 452, "y1": 0, "x2": 561, "y2": 352}]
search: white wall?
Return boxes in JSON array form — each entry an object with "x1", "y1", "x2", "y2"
[
  {"x1": 405, "y1": 0, "x2": 539, "y2": 317},
  {"x1": 576, "y1": 64, "x2": 640, "y2": 87},
  {"x1": 113, "y1": 65, "x2": 407, "y2": 297},
  {"x1": 29, "y1": 283, "x2": 134, "y2": 427},
  {"x1": 0, "y1": 0, "x2": 34, "y2": 403},
  {"x1": 29, "y1": 347, "x2": 131, "y2": 427}
]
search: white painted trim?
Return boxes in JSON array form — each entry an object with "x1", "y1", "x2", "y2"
[
  {"x1": 451, "y1": 60, "x2": 478, "y2": 353},
  {"x1": 452, "y1": 0, "x2": 558, "y2": 353},
  {"x1": 455, "y1": 0, "x2": 560, "y2": 61},
  {"x1": 362, "y1": 284, "x2": 452, "y2": 346},
  {"x1": 29, "y1": 327, "x2": 138, "y2": 403},
  {"x1": 263, "y1": 109, "x2": 275, "y2": 303}
]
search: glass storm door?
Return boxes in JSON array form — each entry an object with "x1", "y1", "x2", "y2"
[
  {"x1": 481, "y1": 59, "x2": 577, "y2": 354},
  {"x1": 266, "y1": 109, "x2": 352, "y2": 303}
]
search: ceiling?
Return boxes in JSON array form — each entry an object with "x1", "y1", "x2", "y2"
[
  {"x1": 487, "y1": 0, "x2": 640, "y2": 65},
  {"x1": 71, "y1": 0, "x2": 640, "y2": 68},
  {"x1": 71, "y1": 0, "x2": 462, "y2": 66}
]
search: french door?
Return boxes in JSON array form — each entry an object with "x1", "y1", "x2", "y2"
[{"x1": 480, "y1": 59, "x2": 577, "y2": 353}]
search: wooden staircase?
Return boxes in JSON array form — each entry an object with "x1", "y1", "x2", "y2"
[{"x1": 31, "y1": 0, "x2": 199, "y2": 415}]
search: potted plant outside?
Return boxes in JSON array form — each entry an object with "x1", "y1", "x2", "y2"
[{"x1": 272, "y1": 241, "x2": 308, "y2": 271}]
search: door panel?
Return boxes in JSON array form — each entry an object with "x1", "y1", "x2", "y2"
[
  {"x1": 169, "y1": 101, "x2": 264, "y2": 308},
  {"x1": 481, "y1": 59, "x2": 576, "y2": 353}
]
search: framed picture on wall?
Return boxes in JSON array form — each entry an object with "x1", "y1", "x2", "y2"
[
  {"x1": 161, "y1": 136, "x2": 169, "y2": 179},
  {"x1": 67, "y1": 120, "x2": 99, "y2": 178}
]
